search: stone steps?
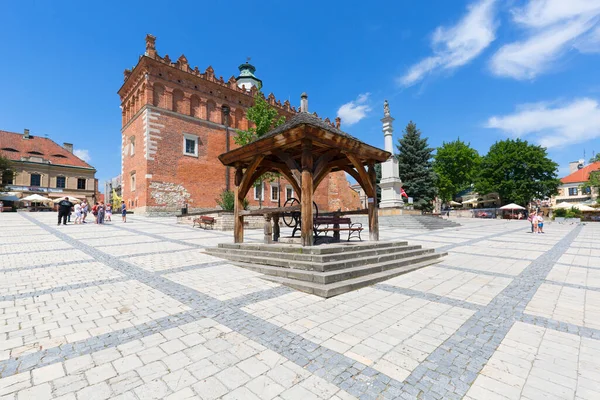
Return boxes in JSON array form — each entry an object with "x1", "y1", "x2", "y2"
[
  {"x1": 207, "y1": 246, "x2": 433, "y2": 272},
  {"x1": 205, "y1": 240, "x2": 445, "y2": 298},
  {"x1": 232, "y1": 251, "x2": 443, "y2": 284},
  {"x1": 260, "y1": 257, "x2": 443, "y2": 298}
]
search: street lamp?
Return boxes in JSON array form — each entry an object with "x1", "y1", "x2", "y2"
[{"x1": 222, "y1": 105, "x2": 231, "y2": 192}]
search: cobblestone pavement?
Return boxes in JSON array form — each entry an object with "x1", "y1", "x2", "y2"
[{"x1": 1, "y1": 213, "x2": 599, "y2": 400}]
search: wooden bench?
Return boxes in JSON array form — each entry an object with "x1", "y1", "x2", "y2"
[
  {"x1": 313, "y1": 216, "x2": 363, "y2": 241},
  {"x1": 193, "y1": 216, "x2": 215, "y2": 229}
]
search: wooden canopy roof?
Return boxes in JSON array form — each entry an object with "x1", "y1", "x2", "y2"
[
  {"x1": 218, "y1": 112, "x2": 391, "y2": 171},
  {"x1": 220, "y1": 111, "x2": 389, "y2": 246}
]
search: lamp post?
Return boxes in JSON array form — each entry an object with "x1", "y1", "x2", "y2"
[{"x1": 222, "y1": 105, "x2": 231, "y2": 192}]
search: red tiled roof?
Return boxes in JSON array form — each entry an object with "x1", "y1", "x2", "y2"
[
  {"x1": 561, "y1": 161, "x2": 600, "y2": 184},
  {"x1": 0, "y1": 130, "x2": 94, "y2": 169}
]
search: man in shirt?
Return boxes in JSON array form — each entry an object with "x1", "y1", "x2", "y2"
[{"x1": 57, "y1": 197, "x2": 74, "y2": 226}]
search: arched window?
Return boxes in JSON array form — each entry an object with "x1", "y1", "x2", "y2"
[
  {"x1": 172, "y1": 89, "x2": 184, "y2": 113},
  {"x1": 234, "y1": 108, "x2": 245, "y2": 129},
  {"x1": 153, "y1": 83, "x2": 165, "y2": 108},
  {"x1": 129, "y1": 136, "x2": 135, "y2": 156},
  {"x1": 206, "y1": 100, "x2": 217, "y2": 123},
  {"x1": 190, "y1": 95, "x2": 200, "y2": 118}
]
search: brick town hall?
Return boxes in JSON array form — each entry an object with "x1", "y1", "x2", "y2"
[{"x1": 119, "y1": 35, "x2": 360, "y2": 214}]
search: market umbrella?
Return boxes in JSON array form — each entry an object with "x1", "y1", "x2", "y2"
[
  {"x1": 449, "y1": 201, "x2": 462, "y2": 206},
  {"x1": 462, "y1": 198, "x2": 478, "y2": 205},
  {"x1": 0, "y1": 192, "x2": 19, "y2": 202},
  {"x1": 499, "y1": 203, "x2": 525, "y2": 219},
  {"x1": 573, "y1": 204, "x2": 596, "y2": 211},
  {"x1": 53, "y1": 196, "x2": 81, "y2": 203},
  {"x1": 553, "y1": 202, "x2": 574, "y2": 209},
  {"x1": 21, "y1": 194, "x2": 51, "y2": 202}
]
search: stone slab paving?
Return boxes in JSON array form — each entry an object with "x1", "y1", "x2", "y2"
[{"x1": 0, "y1": 213, "x2": 599, "y2": 399}]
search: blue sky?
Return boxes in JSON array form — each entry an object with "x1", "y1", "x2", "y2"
[{"x1": 1, "y1": 0, "x2": 599, "y2": 187}]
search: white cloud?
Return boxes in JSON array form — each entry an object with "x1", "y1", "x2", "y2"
[
  {"x1": 511, "y1": 0, "x2": 600, "y2": 28},
  {"x1": 575, "y1": 25, "x2": 600, "y2": 53},
  {"x1": 398, "y1": 0, "x2": 497, "y2": 86},
  {"x1": 490, "y1": 0, "x2": 600, "y2": 79},
  {"x1": 74, "y1": 149, "x2": 91, "y2": 162},
  {"x1": 486, "y1": 98, "x2": 600, "y2": 148},
  {"x1": 337, "y1": 93, "x2": 371, "y2": 126}
]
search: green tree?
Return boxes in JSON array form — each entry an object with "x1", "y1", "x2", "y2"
[
  {"x1": 234, "y1": 91, "x2": 286, "y2": 146},
  {"x1": 0, "y1": 155, "x2": 14, "y2": 192},
  {"x1": 475, "y1": 139, "x2": 560, "y2": 206},
  {"x1": 433, "y1": 139, "x2": 480, "y2": 203},
  {"x1": 233, "y1": 91, "x2": 286, "y2": 207},
  {"x1": 396, "y1": 121, "x2": 437, "y2": 211},
  {"x1": 374, "y1": 163, "x2": 381, "y2": 205},
  {"x1": 589, "y1": 153, "x2": 600, "y2": 164},
  {"x1": 580, "y1": 170, "x2": 600, "y2": 204}
]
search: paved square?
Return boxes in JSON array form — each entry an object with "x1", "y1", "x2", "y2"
[{"x1": 1, "y1": 213, "x2": 599, "y2": 399}]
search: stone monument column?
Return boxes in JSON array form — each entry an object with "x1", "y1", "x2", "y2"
[{"x1": 378, "y1": 100, "x2": 404, "y2": 208}]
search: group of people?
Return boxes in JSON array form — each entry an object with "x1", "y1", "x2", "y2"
[
  {"x1": 528, "y1": 211, "x2": 545, "y2": 234},
  {"x1": 57, "y1": 197, "x2": 127, "y2": 225}
]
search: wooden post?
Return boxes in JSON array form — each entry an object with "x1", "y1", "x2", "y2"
[
  {"x1": 368, "y1": 162, "x2": 379, "y2": 241},
  {"x1": 301, "y1": 139, "x2": 314, "y2": 246},
  {"x1": 272, "y1": 214, "x2": 280, "y2": 242},
  {"x1": 234, "y1": 167, "x2": 244, "y2": 243},
  {"x1": 263, "y1": 215, "x2": 272, "y2": 244},
  {"x1": 333, "y1": 209, "x2": 341, "y2": 242}
]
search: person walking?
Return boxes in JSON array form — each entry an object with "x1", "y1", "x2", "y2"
[
  {"x1": 74, "y1": 202, "x2": 82, "y2": 224},
  {"x1": 80, "y1": 200, "x2": 86, "y2": 223},
  {"x1": 121, "y1": 200, "x2": 127, "y2": 223},
  {"x1": 92, "y1": 202, "x2": 99, "y2": 224},
  {"x1": 105, "y1": 203, "x2": 112, "y2": 222},
  {"x1": 537, "y1": 212, "x2": 545, "y2": 234},
  {"x1": 57, "y1": 197, "x2": 73, "y2": 226},
  {"x1": 97, "y1": 202, "x2": 106, "y2": 224}
]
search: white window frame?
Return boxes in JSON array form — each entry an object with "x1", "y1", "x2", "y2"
[
  {"x1": 286, "y1": 185, "x2": 294, "y2": 201},
  {"x1": 183, "y1": 133, "x2": 198, "y2": 157},
  {"x1": 130, "y1": 141, "x2": 135, "y2": 156},
  {"x1": 270, "y1": 182, "x2": 279, "y2": 202},
  {"x1": 254, "y1": 182, "x2": 264, "y2": 200},
  {"x1": 131, "y1": 173, "x2": 136, "y2": 192}
]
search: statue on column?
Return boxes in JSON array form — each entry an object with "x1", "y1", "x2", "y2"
[{"x1": 383, "y1": 100, "x2": 390, "y2": 118}]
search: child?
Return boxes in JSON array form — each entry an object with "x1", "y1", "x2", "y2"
[
  {"x1": 537, "y1": 212, "x2": 544, "y2": 234},
  {"x1": 106, "y1": 203, "x2": 112, "y2": 222},
  {"x1": 121, "y1": 201, "x2": 127, "y2": 223}
]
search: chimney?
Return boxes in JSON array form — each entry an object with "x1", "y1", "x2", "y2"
[
  {"x1": 23, "y1": 128, "x2": 30, "y2": 139},
  {"x1": 300, "y1": 92, "x2": 308, "y2": 113},
  {"x1": 63, "y1": 143, "x2": 73, "y2": 153}
]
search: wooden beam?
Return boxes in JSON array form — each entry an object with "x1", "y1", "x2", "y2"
[
  {"x1": 340, "y1": 165, "x2": 363, "y2": 188},
  {"x1": 313, "y1": 166, "x2": 332, "y2": 191},
  {"x1": 233, "y1": 185, "x2": 244, "y2": 243},
  {"x1": 368, "y1": 162, "x2": 379, "y2": 241},
  {"x1": 347, "y1": 153, "x2": 375, "y2": 198},
  {"x1": 274, "y1": 151, "x2": 302, "y2": 187},
  {"x1": 312, "y1": 149, "x2": 339, "y2": 190},
  {"x1": 301, "y1": 138, "x2": 314, "y2": 246},
  {"x1": 238, "y1": 155, "x2": 265, "y2": 199},
  {"x1": 276, "y1": 167, "x2": 302, "y2": 201}
]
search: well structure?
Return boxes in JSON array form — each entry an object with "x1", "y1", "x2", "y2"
[{"x1": 218, "y1": 106, "x2": 390, "y2": 246}]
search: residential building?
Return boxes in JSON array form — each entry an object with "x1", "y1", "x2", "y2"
[
  {"x1": 119, "y1": 34, "x2": 359, "y2": 214},
  {"x1": 554, "y1": 161, "x2": 600, "y2": 204},
  {"x1": 0, "y1": 129, "x2": 97, "y2": 203}
]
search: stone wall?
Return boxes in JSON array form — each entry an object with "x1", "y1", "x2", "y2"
[{"x1": 177, "y1": 211, "x2": 265, "y2": 230}]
